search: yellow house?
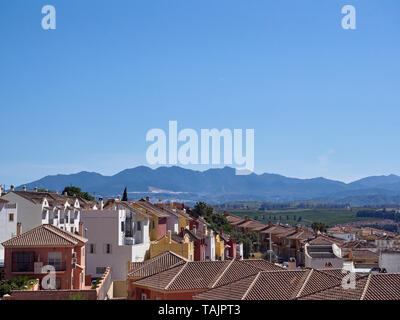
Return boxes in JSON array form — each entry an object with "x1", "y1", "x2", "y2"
[
  {"x1": 215, "y1": 234, "x2": 225, "y2": 261},
  {"x1": 132, "y1": 200, "x2": 170, "y2": 241},
  {"x1": 150, "y1": 231, "x2": 194, "y2": 261},
  {"x1": 176, "y1": 210, "x2": 191, "y2": 231}
]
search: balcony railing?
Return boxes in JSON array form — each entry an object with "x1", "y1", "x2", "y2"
[
  {"x1": 46, "y1": 261, "x2": 67, "y2": 271},
  {"x1": 12, "y1": 261, "x2": 67, "y2": 273}
]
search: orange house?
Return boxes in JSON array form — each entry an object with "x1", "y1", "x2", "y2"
[{"x1": 2, "y1": 223, "x2": 88, "y2": 290}]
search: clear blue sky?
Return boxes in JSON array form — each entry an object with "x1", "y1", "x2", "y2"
[{"x1": 0, "y1": 0, "x2": 399, "y2": 186}]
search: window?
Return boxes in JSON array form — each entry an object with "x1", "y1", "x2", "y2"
[
  {"x1": 121, "y1": 221, "x2": 125, "y2": 232},
  {"x1": 104, "y1": 244, "x2": 112, "y2": 254},
  {"x1": 141, "y1": 293, "x2": 147, "y2": 300},
  {"x1": 152, "y1": 220, "x2": 155, "y2": 229},
  {"x1": 96, "y1": 267, "x2": 107, "y2": 274},
  {"x1": 12, "y1": 252, "x2": 34, "y2": 272},
  {"x1": 9, "y1": 213, "x2": 14, "y2": 222},
  {"x1": 89, "y1": 244, "x2": 96, "y2": 254},
  {"x1": 137, "y1": 221, "x2": 142, "y2": 231},
  {"x1": 48, "y1": 252, "x2": 63, "y2": 271}
]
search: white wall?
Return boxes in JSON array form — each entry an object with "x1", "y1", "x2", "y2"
[
  {"x1": 1, "y1": 192, "x2": 42, "y2": 233},
  {"x1": 379, "y1": 251, "x2": 400, "y2": 273},
  {"x1": 81, "y1": 210, "x2": 150, "y2": 281},
  {"x1": 0, "y1": 203, "x2": 18, "y2": 262}
]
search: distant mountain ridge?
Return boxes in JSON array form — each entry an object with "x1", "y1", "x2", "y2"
[{"x1": 16, "y1": 166, "x2": 400, "y2": 206}]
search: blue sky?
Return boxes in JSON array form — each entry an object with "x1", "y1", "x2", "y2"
[{"x1": 0, "y1": 0, "x2": 399, "y2": 186}]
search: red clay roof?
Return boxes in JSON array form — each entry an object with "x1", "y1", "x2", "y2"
[
  {"x1": 133, "y1": 200, "x2": 171, "y2": 218},
  {"x1": 351, "y1": 250, "x2": 379, "y2": 260},
  {"x1": 1, "y1": 224, "x2": 87, "y2": 248},
  {"x1": 193, "y1": 269, "x2": 375, "y2": 300},
  {"x1": 131, "y1": 259, "x2": 271, "y2": 291},
  {"x1": 307, "y1": 235, "x2": 345, "y2": 246},
  {"x1": 300, "y1": 273, "x2": 400, "y2": 300},
  {"x1": 127, "y1": 251, "x2": 188, "y2": 278}
]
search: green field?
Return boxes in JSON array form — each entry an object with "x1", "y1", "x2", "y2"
[{"x1": 226, "y1": 208, "x2": 377, "y2": 227}]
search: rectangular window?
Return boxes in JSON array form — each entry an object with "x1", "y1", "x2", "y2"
[
  {"x1": 121, "y1": 221, "x2": 125, "y2": 232},
  {"x1": 152, "y1": 220, "x2": 155, "y2": 229},
  {"x1": 89, "y1": 244, "x2": 96, "y2": 254},
  {"x1": 104, "y1": 244, "x2": 112, "y2": 254},
  {"x1": 12, "y1": 252, "x2": 34, "y2": 272},
  {"x1": 9, "y1": 213, "x2": 14, "y2": 222},
  {"x1": 137, "y1": 221, "x2": 142, "y2": 231},
  {"x1": 96, "y1": 267, "x2": 107, "y2": 274},
  {"x1": 48, "y1": 252, "x2": 63, "y2": 271}
]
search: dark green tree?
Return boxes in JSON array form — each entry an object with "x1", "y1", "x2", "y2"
[
  {"x1": 122, "y1": 187, "x2": 128, "y2": 201},
  {"x1": 62, "y1": 186, "x2": 94, "y2": 201},
  {"x1": 311, "y1": 222, "x2": 329, "y2": 233}
]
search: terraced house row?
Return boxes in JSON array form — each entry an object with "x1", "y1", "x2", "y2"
[
  {"x1": 1, "y1": 188, "x2": 400, "y2": 300},
  {"x1": 0, "y1": 189, "x2": 242, "y2": 299}
]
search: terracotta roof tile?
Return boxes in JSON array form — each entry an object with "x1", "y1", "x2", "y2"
[
  {"x1": 351, "y1": 250, "x2": 379, "y2": 260},
  {"x1": 363, "y1": 274, "x2": 400, "y2": 300},
  {"x1": 1, "y1": 224, "x2": 87, "y2": 248},
  {"x1": 241, "y1": 259, "x2": 284, "y2": 271},
  {"x1": 127, "y1": 251, "x2": 188, "y2": 278}
]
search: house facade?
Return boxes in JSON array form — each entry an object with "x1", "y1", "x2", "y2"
[
  {"x1": 0, "y1": 198, "x2": 18, "y2": 263},
  {"x1": 1, "y1": 224, "x2": 88, "y2": 290},
  {"x1": 1, "y1": 188, "x2": 98, "y2": 236},
  {"x1": 81, "y1": 203, "x2": 151, "y2": 281}
]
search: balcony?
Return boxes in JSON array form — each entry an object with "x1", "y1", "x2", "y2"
[{"x1": 31, "y1": 261, "x2": 67, "y2": 273}]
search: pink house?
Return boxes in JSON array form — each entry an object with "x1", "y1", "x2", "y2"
[{"x1": 1, "y1": 223, "x2": 88, "y2": 290}]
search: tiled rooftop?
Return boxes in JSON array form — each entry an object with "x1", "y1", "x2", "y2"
[
  {"x1": 127, "y1": 251, "x2": 188, "y2": 278},
  {"x1": 1, "y1": 224, "x2": 87, "y2": 248}
]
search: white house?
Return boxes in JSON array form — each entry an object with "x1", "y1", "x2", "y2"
[
  {"x1": 1, "y1": 188, "x2": 98, "y2": 235},
  {"x1": 203, "y1": 227, "x2": 215, "y2": 261},
  {"x1": 0, "y1": 198, "x2": 18, "y2": 263},
  {"x1": 304, "y1": 237, "x2": 343, "y2": 269},
  {"x1": 379, "y1": 250, "x2": 400, "y2": 273},
  {"x1": 81, "y1": 202, "x2": 151, "y2": 281}
]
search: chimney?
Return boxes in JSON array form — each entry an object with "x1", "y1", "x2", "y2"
[
  {"x1": 145, "y1": 196, "x2": 150, "y2": 202},
  {"x1": 203, "y1": 225, "x2": 207, "y2": 236},
  {"x1": 99, "y1": 196, "x2": 104, "y2": 210},
  {"x1": 55, "y1": 190, "x2": 59, "y2": 194},
  {"x1": 168, "y1": 230, "x2": 172, "y2": 244},
  {"x1": 244, "y1": 215, "x2": 249, "y2": 221},
  {"x1": 17, "y1": 223, "x2": 21, "y2": 237},
  {"x1": 180, "y1": 227, "x2": 185, "y2": 237},
  {"x1": 288, "y1": 257, "x2": 296, "y2": 270},
  {"x1": 63, "y1": 191, "x2": 68, "y2": 196},
  {"x1": 78, "y1": 222, "x2": 84, "y2": 236},
  {"x1": 34, "y1": 187, "x2": 38, "y2": 192},
  {"x1": 22, "y1": 185, "x2": 27, "y2": 192},
  {"x1": 10, "y1": 185, "x2": 15, "y2": 192},
  {"x1": 117, "y1": 195, "x2": 121, "y2": 202}
]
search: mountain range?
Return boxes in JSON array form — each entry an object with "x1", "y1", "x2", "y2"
[{"x1": 16, "y1": 166, "x2": 400, "y2": 206}]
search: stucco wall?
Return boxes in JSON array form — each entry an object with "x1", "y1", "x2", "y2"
[
  {"x1": 82, "y1": 210, "x2": 149, "y2": 281},
  {"x1": 379, "y1": 251, "x2": 400, "y2": 273}
]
